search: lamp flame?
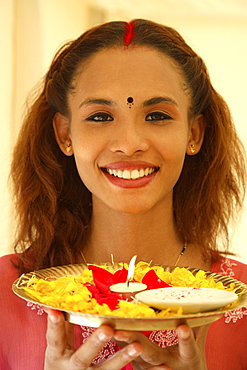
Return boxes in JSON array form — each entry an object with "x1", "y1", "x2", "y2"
[{"x1": 126, "y1": 255, "x2": 137, "y2": 286}]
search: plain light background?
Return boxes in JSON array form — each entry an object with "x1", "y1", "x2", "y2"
[{"x1": 1, "y1": 0, "x2": 247, "y2": 262}]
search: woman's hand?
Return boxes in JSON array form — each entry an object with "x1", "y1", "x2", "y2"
[
  {"x1": 113, "y1": 324, "x2": 209, "y2": 370},
  {"x1": 44, "y1": 309, "x2": 208, "y2": 369},
  {"x1": 44, "y1": 309, "x2": 143, "y2": 370}
]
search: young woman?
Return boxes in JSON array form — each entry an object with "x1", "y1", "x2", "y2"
[{"x1": 0, "y1": 19, "x2": 246, "y2": 370}]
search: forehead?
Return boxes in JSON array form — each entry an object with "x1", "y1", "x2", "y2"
[{"x1": 71, "y1": 47, "x2": 189, "y2": 106}]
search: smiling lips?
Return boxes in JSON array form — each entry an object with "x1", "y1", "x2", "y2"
[{"x1": 101, "y1": 162, "x2": 159, "y2": 188}]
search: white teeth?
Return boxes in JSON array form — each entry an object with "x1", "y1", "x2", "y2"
[
  {"x1": 139, "y1": 169, "x2": 145, "y2": 177},
  {"x1": 131, "y1": 169, "x2": 139, "y2": 180},
  {"x1": 123, "y1": 170, "x2": 131, "y2": 179},
  {"x1": 105, "y1": 167, "x2": 156, "y2": 180}
]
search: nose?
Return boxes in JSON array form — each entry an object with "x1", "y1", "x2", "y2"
[{"x1": 108, "y1": 120, "x2": 150, "y2": 156}]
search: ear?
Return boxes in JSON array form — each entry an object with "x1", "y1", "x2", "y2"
[
  {"x1": 53, "y1": 112, "x2": 74, "y2": 156},
  {"x1": 186, "y1": 114, "x2": 205, "y2": 155}
]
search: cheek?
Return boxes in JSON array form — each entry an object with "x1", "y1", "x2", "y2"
[
  {"x1": 158, "y1": 134, "x2": 188, "y2": 181},
  {"x1": 71, "y1": 129, "x2": 101, "y2": 163},
  {"x1": 73, "y1": 152, "x2": 98, "y2": 195},
  {"x1": 158, "y1": 130, "x2": 188, "y2": 159},
  {"x1": 71, "y1": 131, "x2": 107, "y2": 192},
  {"x1": 71, "y1": 138, "x2": 97, "y2": 178}
]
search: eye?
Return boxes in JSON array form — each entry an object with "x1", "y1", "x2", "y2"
[
  {"x1": 85, "y1": 112, "x2": 113, "y2": 122},
  {"x1": 146, "y1": 111, "x2": 173, "y2": 122}
]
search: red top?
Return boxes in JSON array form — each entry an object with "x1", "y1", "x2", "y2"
[{"x1": 0, "y1": 254, "x2": 246, "y2": 369}]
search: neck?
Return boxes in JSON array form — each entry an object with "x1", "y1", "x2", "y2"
[{"x1": 83, "y1": 196, "x2": 185, "y2": 266}]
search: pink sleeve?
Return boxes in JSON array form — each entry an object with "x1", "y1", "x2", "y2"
[
  {"x1": 206, "y1": 258, "x2": 247, "y2": 370},
  {"x1": 0, "y1": 254, "x2": 47, "y2": 370}
]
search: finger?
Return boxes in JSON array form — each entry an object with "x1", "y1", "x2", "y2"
[
  {"x1": 69, "y1": 325, "x2": 115, "y2": 368},
  {"x1": 98, "y1": 342, "x2": 143, "y2": 370},
  {"x1": 114, "y1": 330, "x2": 165, "y2": 366},
  {"x1": 177, "y1": 324, "x2": 199, "y2": 361},
  {"x1": 46, "y1": 309, "x2": 69, "y2": 359}
]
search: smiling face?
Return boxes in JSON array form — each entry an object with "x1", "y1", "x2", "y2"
[{"x1": 54, "y1": 47, "x2": 204, "y2": 214}]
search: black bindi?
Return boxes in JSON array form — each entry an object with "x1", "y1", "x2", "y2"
[{"x1": 127, "y1": 96, "x2": 134, "y2": 108}]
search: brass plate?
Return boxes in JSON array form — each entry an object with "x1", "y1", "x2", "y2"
[{"x1": 12, "y1": 263, "x2": 247, "y2": 330}]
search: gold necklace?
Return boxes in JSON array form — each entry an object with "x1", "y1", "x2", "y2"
[{"x1": 81, "y1": 243, "x2": 187, "y2": 267}]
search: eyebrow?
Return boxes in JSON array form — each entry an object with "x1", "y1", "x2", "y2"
[
  {"x1": 79, "y1": 96, "x2": 178, "y2": 109},
  {"x1": 79, "y1": 98, "x2": 116, "y2": 109},
  {"x1": 142, "y1": 96, "x2": 178, "y2": 107}
]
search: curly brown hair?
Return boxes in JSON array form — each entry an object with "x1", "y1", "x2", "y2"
[{"x1": 11, "y1": 19, "x2": 246, "y2": 272}]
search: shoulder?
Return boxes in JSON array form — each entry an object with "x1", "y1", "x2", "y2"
[
  {"x1": 0, "y1": 254, "x2": 23, "y2": 325},
  {"x1": 212, "y1": 257, "x2": 247, "y2": 284},
  {"x1": 0, "y1": 253, "x2": 20, "y2": 288},
  {"x1": 0, "y1": 253, "x2": 20, "y2": 272}
]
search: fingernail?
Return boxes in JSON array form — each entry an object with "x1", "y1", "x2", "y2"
[
  {"x1": 49, "y1": 313, "x2": 60, "y2": 323},
  {"x1": 178, "y1": 328, "x2": 190, "y2": 339},
  {"x1": 127, "y1": 344, "x2": 139, "y2": 356},
  {"x1": 98, "y1": 330, "x2": 109, "y2": 341}
]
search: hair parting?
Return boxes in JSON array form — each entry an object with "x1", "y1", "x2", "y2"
[{"x1": 124, "y1": 21, "x2": 135, "y2": 46}]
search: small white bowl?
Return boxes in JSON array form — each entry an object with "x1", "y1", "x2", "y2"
[
  {"x1": 135, "y1": 287, "x2": 238, "y2": 314},
  {"x1": 110, "y1": 282, "x2": 147, "y2": 300}
]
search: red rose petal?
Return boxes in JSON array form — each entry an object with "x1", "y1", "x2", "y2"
[
  {"x1": 142, "y1": 269, "x2": 171, "y2": 289},
  {"x1": 96, "y1": 294, "x2": 121, "y2": 310},
  {"x1": 113, "y1": 268, "x2": 128, "y2": 283},
  {"x1": 86, "y1": 283, "x2": 121, "y2": 310},
  {"x1": 88, "y1": 265, "x2": 114, "y2": 294}
]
